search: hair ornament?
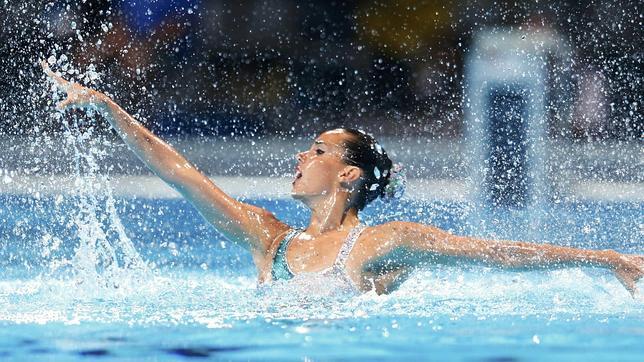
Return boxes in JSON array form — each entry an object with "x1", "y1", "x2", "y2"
[{"x1": 382, "y1": 163, "x2": 406, "y2": 201}]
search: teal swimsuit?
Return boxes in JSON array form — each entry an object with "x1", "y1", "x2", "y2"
[
  {"x1": 271, "y1": 228, "x2": 302, "y2": 280},
  {"x1": 270, "y1": 225, "x2": 368, "y2": 285}
]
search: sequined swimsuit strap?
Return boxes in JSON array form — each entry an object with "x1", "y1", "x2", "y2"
[{"x1": 333, "y1": 224, "x2": 367, "y2": 267}]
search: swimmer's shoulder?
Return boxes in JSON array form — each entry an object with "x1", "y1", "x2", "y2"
[
  {"x1": 352, "y1": 221, "x2": 427, "y2": 265},
  {"x1": 361, "y1": 221, "x2": 424, "y2": 238},
  {"x1": 358, "y1": 221, "x2": 427, "y2": 247}
]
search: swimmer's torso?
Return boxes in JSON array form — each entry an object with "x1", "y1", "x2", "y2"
[{"x1": 259, "y1": 222, "x2": 419, "y2": 294}]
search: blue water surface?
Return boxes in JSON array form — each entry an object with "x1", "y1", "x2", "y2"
[{"x1": 0, "y1": 195, "x2": 642, "y2": 361}]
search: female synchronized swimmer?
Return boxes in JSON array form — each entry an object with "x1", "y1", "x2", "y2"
[{"x1": 42, "y1": 62, "x2": 643, "y2": 296}]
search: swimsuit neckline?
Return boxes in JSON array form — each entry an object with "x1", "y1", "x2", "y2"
[{"x1": 271, "y1": 224, "x2": 367, "y2": 288}]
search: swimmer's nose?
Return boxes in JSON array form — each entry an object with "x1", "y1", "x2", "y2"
[{"x1": 296, "y1": 151, "x2": 307, "y2": 162}]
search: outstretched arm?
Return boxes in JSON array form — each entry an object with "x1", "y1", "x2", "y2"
[
  {"x1": 41, "y1": 61, "x2": 289, "y2": 259},
  {"x1": 376, "y1": 221, "x2": 643, "y2": 296}
]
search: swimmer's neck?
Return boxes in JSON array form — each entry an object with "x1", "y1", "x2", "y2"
[{"x1": 304, "y1": 194, "x2": 360, "y2": 236}]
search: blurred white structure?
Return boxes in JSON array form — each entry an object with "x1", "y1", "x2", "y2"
[
  {"x1": 464, "y1": 28, "x2": 572, "y2": 210},
  {"x1": 462, "y1": 28, "x2": 577, "y2": 239}
]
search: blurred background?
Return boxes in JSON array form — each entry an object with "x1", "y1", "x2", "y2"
[{"x1": 0, "y1": 0, "x2": 642, "y2": 202}]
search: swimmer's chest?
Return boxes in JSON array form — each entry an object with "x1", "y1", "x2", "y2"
[
  {"x1": 282, "y1": 226, "x2": 404, "y2": 277},
  {"x1": 285, "y1": 231, "x2": 351, "y2": 273}
]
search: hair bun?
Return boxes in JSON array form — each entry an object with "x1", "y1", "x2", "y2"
[{"x1": 381, "y1": 163, "x2": 406, "y2": 201}]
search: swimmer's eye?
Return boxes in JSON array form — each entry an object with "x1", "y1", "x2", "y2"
[{"x1": 315, "y1": 149, "x2": 325, "y2": 155}]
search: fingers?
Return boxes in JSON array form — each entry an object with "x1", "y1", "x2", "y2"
[
  {"x1": 57, "y1": 93, "x2": 93, "y2": 111},
  {"x1": 40, "y1": 60, "x2": 51, "y2": 74},
  {"x1": 41, "y1": 60, "x2": 82, "y2": 111},
  {"x1": 626, "y1": 255, "x2": 644, "y2": 281},
  {"x1": 40, "y1": 60, "x2": 69, "y2": 89},
  {"x1": 615, "y1": 269, "x2": 636, "y2": 297},
  {"x1": 57, "y1": 97, "x2": 74, "y2": 110}
]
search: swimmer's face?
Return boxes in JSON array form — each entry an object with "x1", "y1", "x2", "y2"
[{"x1": 291, "y1": 129, "x2": 361, "y2": 205}]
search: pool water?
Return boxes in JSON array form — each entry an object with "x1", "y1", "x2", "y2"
[{"x1": 1, "y1": 195, "x2": 643, "y2": 361}]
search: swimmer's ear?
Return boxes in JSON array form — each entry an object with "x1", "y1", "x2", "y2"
[{"x1": 338, "y1": 166, "x2": 361, "y2": 183}]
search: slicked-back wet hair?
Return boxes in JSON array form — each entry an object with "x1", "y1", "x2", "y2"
[{"x1": 337, "y1": 128, "x2": 393, "y2": 211}]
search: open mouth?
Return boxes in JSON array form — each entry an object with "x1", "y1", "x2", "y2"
[{"x1": 292, "y1": 166, "x2": 303, "y2": 184}]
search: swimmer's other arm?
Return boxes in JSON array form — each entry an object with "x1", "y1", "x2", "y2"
[
  {"x1": 374, "y1": 221, "x2": 643, "y2": 296},
  {"x1": 41, "y1": 61, "x2": 289, "y2": 257}
]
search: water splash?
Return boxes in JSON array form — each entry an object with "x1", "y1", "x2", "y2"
[
  {"x1": 1, "y1": 267, "x2": 641, "y2": 326},
  {"x1": 66, "y1": 119, "x2": 149, "y2": 291},
  {"x1": 42, "y1": 65, "x2": 150, "y2": 294}
]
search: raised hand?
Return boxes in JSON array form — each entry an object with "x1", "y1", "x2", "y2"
[{"x1": 41, "y1": 60, "x2": 106, "y2": 111}]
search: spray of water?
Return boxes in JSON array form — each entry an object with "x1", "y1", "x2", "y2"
[{"x1": 44, "y1": 58, "x2": 151, "y2": 294}]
